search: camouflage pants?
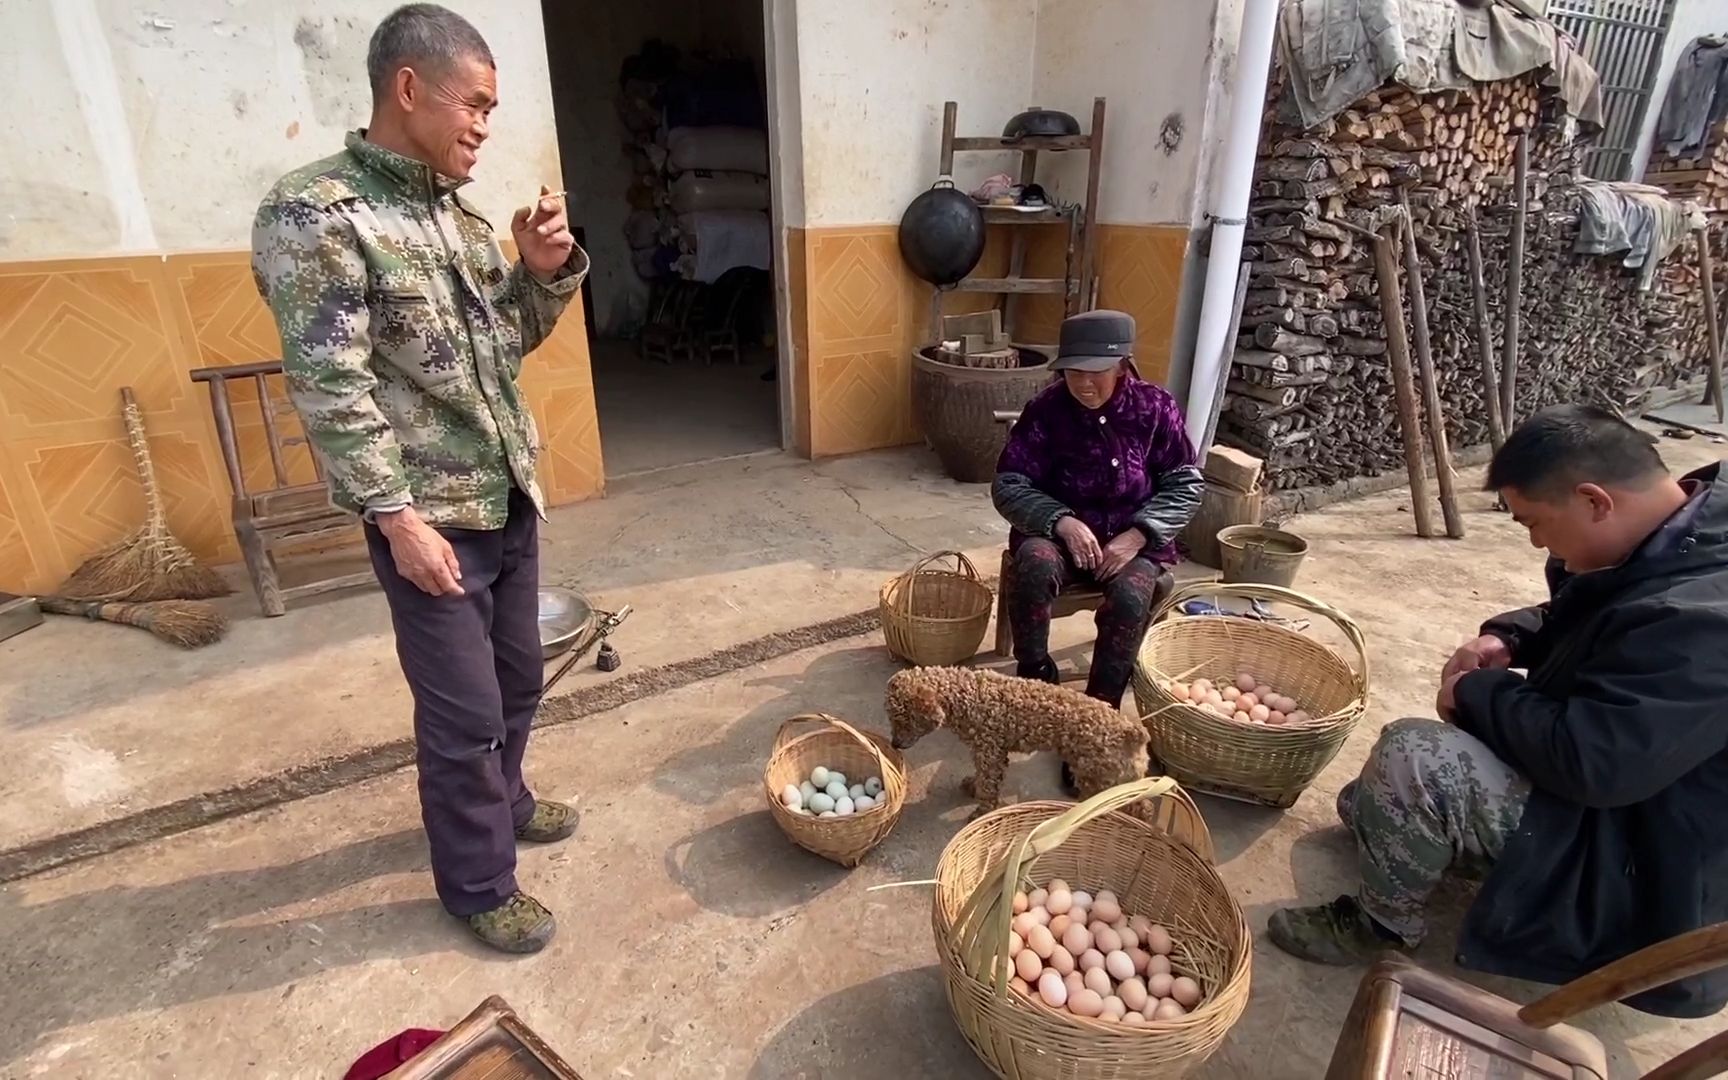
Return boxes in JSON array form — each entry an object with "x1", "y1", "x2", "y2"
[{"x1": 1346, "y1": 718, "x2": 1532, "y2": 944}]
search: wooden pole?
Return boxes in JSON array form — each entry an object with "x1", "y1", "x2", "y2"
[
  {"x1": 1696, "y1": 226, "x2": 1726, "y2": 423},
  {"x1": 1500, "y1": 134, "x2": 1528, "y2": 428},
  {"x1": 1397, "y1": 194, "x2": 1465, "y2": 538},
  {"x1": 1370, "y1": 223, "x2": 1437, "y2": 538},
  {"x1": 1464, "y1": 210, "x2": 1506, "y2": 450},
  {"x1": 1076, "y1": 96, "x2": 1107, "y2": 317}
]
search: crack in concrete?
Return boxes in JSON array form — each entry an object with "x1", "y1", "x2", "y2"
[
  {"x1": 0, "y1": 608, "x2": 891, "y2": 884},
  {"x1": 828, "y1": 477, "x2": 922, "y2": 554}
]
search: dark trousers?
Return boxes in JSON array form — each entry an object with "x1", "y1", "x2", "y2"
[
  {"x1": 366, "y1": 488, "x2": 541, "y2": 917},
  {"x1": 1007, "y1": 537, "x2": 1173, "y2": 706}
]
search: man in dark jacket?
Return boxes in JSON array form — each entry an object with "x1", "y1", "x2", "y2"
[{"x1": 1269, "y1": 404, "x2": 1728, "y2": 1018}]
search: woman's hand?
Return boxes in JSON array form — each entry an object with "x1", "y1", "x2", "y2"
[
  {"x1": 1054, "y1": 516, "x2": 1103, "y2": 571},
  {"x1": 1098, "y1": 529, "x2": 1148, "y2": 581}
]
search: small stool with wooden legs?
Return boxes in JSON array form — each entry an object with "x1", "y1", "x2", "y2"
[{"x1": 1325, "y1": 921, "x2": 1728, "y2": 1079}]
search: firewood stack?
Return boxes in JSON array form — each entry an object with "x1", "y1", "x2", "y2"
[
  {"x1": 1221, "y1": 69, "x2": 1715, "y2": 493},
  {"x1": 1644, "y1": 119, "x2": 1728, "y2": 212}
]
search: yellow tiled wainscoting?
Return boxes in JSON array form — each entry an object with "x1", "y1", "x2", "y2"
[
  {"x1": 0, "y1": 252, "x2": 602, "y2": 595},
  {"x1": 785, "y1": 222, "x2": 1190, "y2": 458}
]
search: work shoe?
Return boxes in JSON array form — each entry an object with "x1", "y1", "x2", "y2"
[
  {"x1": 466, "y1": 892, "x2": 556, "y2": 954},
  {"x1": 515, "y1": 799, "x2": 579, "y2": 844},
  {"x1": 1336, "y1": 779, "x2": 1360, "y2": 833},
  {"x1": 1267, "y1": 894, "x2": 1405, "y2": 966}
]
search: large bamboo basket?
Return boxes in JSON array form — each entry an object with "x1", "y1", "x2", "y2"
[
  {"x1": 933, "y1": 780, "x2": 1252, "y2": 1079},
  {"x1": 764, "y1": 714, "x2": 907, "y2": 867},
  {"x1": 879, "y1": 550, "x2": 993, "y2": 666},
  {"x1": 1132, "y1": 581, "x2": 1369, "y2": 809}
]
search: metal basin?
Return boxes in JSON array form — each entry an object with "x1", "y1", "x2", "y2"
[{"x1": 539, "y1": 587, "x2": 597, "y2": 661}]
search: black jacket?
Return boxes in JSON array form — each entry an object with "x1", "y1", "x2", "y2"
[{"x1": 1452, "y1": 463, "x2": 1728, "y2": 1017}]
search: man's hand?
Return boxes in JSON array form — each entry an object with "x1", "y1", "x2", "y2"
[
  {"x1": 1437, "y1": 671, "x2": 1464, "y2": 722},
  {"x1": 512, "y1": 185, "x2": 575, "y2": 283},
  {"x1": 1055, "y1": 516, "x2": 1103, "y2": 572},
  {"x1": 1442, "y1": 633, "x2": 1514, "y2": 683},
  {"x1": 1098, "y1": 529, "x2": 1148, "y2": 581},
  {"x1": 376, "y1": 508, "x2": 463, "y2": 597}
]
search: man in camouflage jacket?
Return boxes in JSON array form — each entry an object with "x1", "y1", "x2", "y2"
[{"x1": 252, "y1": 4, "x2": 587, "y2": 953}]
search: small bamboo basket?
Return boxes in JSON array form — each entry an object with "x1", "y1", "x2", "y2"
[
  {"x1": 933, "y1": 780, "x2": 1252, "y2": 1079},
  {"x1": 1132, "y1": 581, "x2": 1370, "y2": 809},
  {"x1": 879, "y1": 551, "x2": 993, "y2": 666},
  {"x1": 764, "y1": 714, "x2": 907, "y2": 867}
]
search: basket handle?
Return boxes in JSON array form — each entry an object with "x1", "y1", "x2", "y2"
[
  {"x1": 772, "y1": 713, "x2": 890, "y2": 772},
  {"x1": 1154, "y1": 580, "x2": 1370, "y2": 694},
  {"x1": 896, "y1": 550, "x2": 981, "y2": 618}
]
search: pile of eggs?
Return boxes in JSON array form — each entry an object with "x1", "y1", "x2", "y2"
[
  {"x1": 780, "y1": 765, "x2": 885, "y2": 818},
  {"x1": 1163, "y1": 672, "x2": 1314, "y2": 727},
  {"x1": 1004, "y1": 878, "x2": 1204, "y2": 1024}
]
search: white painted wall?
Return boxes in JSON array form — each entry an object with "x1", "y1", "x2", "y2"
[
  {"x1": 1031, "y1": 0, "x2": 1233, "y2": 227},
  {"x1": 793, "y1": 0, "x2": 1038, "y2": 226},
  {"x1": 0, "y1": 0, "x2": 561, "y2": 259},
  {"x1": 1629, "y1": 0, "x2": 1727, "y2": 178}
]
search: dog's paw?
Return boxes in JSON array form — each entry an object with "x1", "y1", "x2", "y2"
[{"x1": 959, "y1": 775, "x2": 977, "y2": 798}]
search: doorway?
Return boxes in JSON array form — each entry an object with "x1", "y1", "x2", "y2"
[{"x1": 539, "y1": 0, "x2": 781, "y2": 478}]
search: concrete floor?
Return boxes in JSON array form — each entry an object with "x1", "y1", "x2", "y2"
[
  {"x1": 590, "y1": 338, "x2": 780, "y2": 477},
  {"x1": 2, "y1": 432, "x2": 1724, "y2": 1078}
]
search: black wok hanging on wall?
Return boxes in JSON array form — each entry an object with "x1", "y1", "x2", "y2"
[{"x1": 897, "y1": 179, "x2": 985, "y2": 287}]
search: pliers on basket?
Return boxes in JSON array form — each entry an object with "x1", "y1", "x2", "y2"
[{"x1": 1177, "y1": 597, "x2": 1311, "y2": 633}]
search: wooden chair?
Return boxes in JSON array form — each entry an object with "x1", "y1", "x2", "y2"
[
  {"x1": 389, "y1": 995, "x2": 585, "y2": 1079},
  {"x1": 990, "y1": 408, "x2": 1106, "y2": 658},
  {"x1": 189, "y1": 361, "x2": 375, "y2": 617},
  {"x1": 1325, "y1": 922, "x2": 1728, "y2": 1080}
]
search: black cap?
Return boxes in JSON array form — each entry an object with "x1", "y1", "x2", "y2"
[{"x1": 1053, "y1": 310, "x2": 1135, "y2": 372}]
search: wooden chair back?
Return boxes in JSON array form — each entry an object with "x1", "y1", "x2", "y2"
[
  {"x1": 1327, "y1": 923, "x2": 1728, "y2": 1080},
  {"x1": 188, "y1": 361, "x2": 372, "y2": 616}
]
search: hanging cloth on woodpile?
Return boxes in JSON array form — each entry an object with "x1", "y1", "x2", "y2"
[
  {"x1": 1451, "y1": 1, "x2": 1603, "y2": 132},
  {"x1": 1656, "y1": 35, "x2": 1728, "y2": 159},
  {"x1": 1572, "y1": 181, "x2": 1698, "y2": 291},
  {"x1": 1277, "y1": 0, "x2": 1601, "y2": 131}
]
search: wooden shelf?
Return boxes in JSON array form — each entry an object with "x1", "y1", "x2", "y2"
[
  {"x1": 952, "y1": 135, "x2": 1093, "y2": 153},
  {"x1": 980, "y1": 204, "x2": 1074, "y2": 224},
  {"x1": 952, "y1": 277, "x2": 1070, "y2": 295}
]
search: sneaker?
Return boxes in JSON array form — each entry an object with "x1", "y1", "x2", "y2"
[
  {"x1": 1267, "y1": 894, "x2": 1405, "y2": 966},
  {"x1": 515, "y1": 799, "x2": 579, "y2": 844},
  {"x1": 1336, "y1": 780, "x2": 1360, "y2": 833},
  {"x1": 466, "y1": 892, "x2": 556, "y2": 954}
]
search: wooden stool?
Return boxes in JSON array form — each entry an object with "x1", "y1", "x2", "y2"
[
  {"x1": 189, "y1": 361, "x2": 375, "y2": 617},
  {"x1": 391, "y1": 995, "x2": 585, "y2": 1079},
  {"x1": 994, "y1": 547, "x2": 1106, "y2": 657},
  {"x1": 1325, "y1": 923, "x2": 1728, "y2": 1080}
]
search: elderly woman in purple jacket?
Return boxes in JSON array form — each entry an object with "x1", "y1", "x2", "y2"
[{"x1": 994, "y1": 311, "x2": 1204, "y2": 785}]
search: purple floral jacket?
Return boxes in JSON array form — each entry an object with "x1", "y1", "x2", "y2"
[{"x1": 993, "y1": 374, "x2": 1203, "y2": 565}]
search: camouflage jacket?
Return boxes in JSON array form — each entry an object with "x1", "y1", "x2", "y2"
[{"x1": 252, "y1": 131, "x2": 589, "y2": 530}]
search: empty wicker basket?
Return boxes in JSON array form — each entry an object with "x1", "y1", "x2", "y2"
[
  {"x1": 1132, "y1": 581, "x2": 1369, "y2": 809},
  {"x1": 879, "y1": 550, "x2": 993, "y2": 665},
  {"x1": 933, "y1": 780, "x2": 1252, "y2": 1079},
  {"x1": 764, "y1": 713, "x2": 907, "y2": 867}
]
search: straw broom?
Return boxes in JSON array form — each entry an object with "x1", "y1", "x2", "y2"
[
  {"x1": 59, "y1": 388, "x2": 230, "y2": 602},
  {"x1": 37, "y1": 597, "x2": 229, "y2": 649}
]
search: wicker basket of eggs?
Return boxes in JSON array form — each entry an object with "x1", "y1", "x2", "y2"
[
  {"x1": 933, "y1": 779, "x2": 1252, "y2": 1079},
  {"x1": 765, "y1": 713, "x2": 907, "y2": 867}
]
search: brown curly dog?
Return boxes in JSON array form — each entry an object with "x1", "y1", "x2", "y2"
[{"x1": 886, "y1": 666, "x2": 1150, "y2": 816}]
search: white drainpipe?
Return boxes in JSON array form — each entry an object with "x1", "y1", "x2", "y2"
[{"x1": 1184, "y1": 0, "x2": 1282, "y2": 450}]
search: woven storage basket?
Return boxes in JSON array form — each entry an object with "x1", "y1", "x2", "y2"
[
  {"x1": 879, "y1": 550, "x2": 993, "y2": 665},
  {"x1": 764, "y1": 713, "x2": 907, "y2": 867},
  {"x1": 1132, "y1": 581, "x2": 1369, "y2": 809},
  {"x1": 933, "y1": 780, "x2": 1252, "y2": 1079}
]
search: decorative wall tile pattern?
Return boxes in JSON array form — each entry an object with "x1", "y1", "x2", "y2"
[{"x1": 0, "y1": 251, "x2": 604, "y2": 594}]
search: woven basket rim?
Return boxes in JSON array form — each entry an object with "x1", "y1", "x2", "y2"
[
  {"x1": 763, "y1": 714, "x2": 908, "y2": 866},
  {"x1": 880, "y1": 550, "x2": 994, "y2": 625},
  {"x1": 1151, "y1": 579, "x2": 1369, "y2": 694}
]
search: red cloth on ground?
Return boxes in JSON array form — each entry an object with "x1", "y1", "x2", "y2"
[{"x1": 343, "y1": 1028, "x2": 445, "y2": 1080}]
